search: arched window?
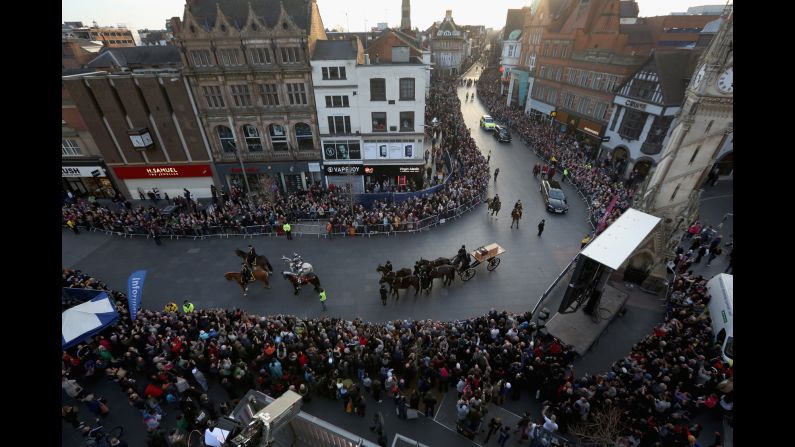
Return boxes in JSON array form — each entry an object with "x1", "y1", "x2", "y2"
[
  {"x1": 216, "y1": 125, "x2": 235, "y2": 153},
  {"x1": 242, "y1": 125, "x2": 262, "y2": 151},
  {"x1": 269, "y1": 124, "x2": 288, "y2": 151},
  {"x1": 295, "y1": 123, "x2": 314, "y2": 151}
]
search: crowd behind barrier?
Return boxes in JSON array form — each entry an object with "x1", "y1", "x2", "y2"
[
  {"x1": 476, "y1": 69, "x2": 640, "y2": 233},
  {"x1": 62, "y1": 80, "x2": 489, "y2": 242},
  {"x1": 62, "y1": 266, "x2": 731, "y2": 447}
]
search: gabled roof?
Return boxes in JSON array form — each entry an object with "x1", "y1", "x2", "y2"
[
  {"x1": 312, "y1": 39, "x2": 358, "y2": 60},
  {"x1": 616, "y1": 49, "x2": 703, "y2": 106},
  {"x1": 87, "y1": 46, "x2": 182, "y2": 69},
  {"x1": 187, "y1": 0, "x2": 311, "y2": 31},
  {"x1": 439, "y1": 16, "x2": 459, "y2": 33}
]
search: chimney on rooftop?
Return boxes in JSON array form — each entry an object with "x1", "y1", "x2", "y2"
[{"x1": 445, "y1": 10, "x2": 452, "y2": 19}]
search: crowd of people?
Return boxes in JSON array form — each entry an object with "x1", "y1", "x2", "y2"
[
  {"x1": 62, "y1": 81, "x2": 489, "y2": 239},
  {"x1": 63, "y1": 264, "x2": 730, "y2": 446},
  {"x1": 476, "y1": 69, "x2": 636, "y2": 231}
]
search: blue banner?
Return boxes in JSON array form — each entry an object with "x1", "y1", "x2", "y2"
[{"x1": 127, "y1": 270, "x2": 147, "y2": 321}]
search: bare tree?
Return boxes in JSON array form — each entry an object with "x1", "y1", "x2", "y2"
[{"x1": 567, "y1": 406, "x2": 627, "y2": 447}]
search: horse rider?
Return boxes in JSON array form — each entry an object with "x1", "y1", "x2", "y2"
[
  {"x1": 246, "y1": 245, "x2": 258, "y2": 268},
  {"x1": 164, "y1": 302, "x2": 178, "y2": 313},
  {"x1": 513, "y1": 200, "x2": 523, "y2": 213},
  {"x1": 413, "y1": 262, "x2": 423, "y2": 276},
  {"x1": 241, "y1": 262, "x2": 254, "y2": 285},
  {"x1": 384, "y1": 261, "x2": 394, "y2": 274},
  {"x1": 490, "y1": 194, "x2": 501, "y2": 216}
]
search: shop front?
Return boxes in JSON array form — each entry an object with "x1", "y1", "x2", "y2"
[
  {"x1": 322, "y1": 163, "x2": 364, "y2": 194},
  {"x1": 363, "y1": 164, "x2": 426, "y2": 193},
  {"x1": 62, "y1": 164, "x2": 117, "y2": 199},
  {"x1": 213, "y1": 162, "x2": 321, "y2": 195},
  {"x1": 113, "y1": 164, "x2": 215, "y2": 199}
]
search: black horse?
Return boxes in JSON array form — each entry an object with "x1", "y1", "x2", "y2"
[
  {"x1": 283, "y1": 272, "x2": 321, "y2": 295},
  {"x1": 379, "y1": 275, "x2": 420, "y2": 298},
  {"x1": 422, "y1": 265, "x2": 456, "y2": 290},
  {"x1": 417, "y1": 257, "x2": 452, "y2": 269},
  {"x1": 235, "y1": 249, "x2": 274, "y2": 272}
]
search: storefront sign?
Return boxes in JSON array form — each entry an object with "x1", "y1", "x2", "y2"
[
  {"x1": 308, "y1": 163, "x2": 321, "y2": 172},
  {"x1": 113, "y1": 164, "x2": 212, "y2": 179},
  {"x1": 62, "y1": 166, "x2": 106, "y2": 178},
  {"x1": 363, "y1": 142, "x2": 419, "y2": 160},
  {"x1": 324, "y1": 164, "x2": 363, "y2": 176},
  {"x1": 577, "y1": 119, "x2": 604, "y2": 137},
  {"x1": 363, "y1": 165, "x2": 423, "y2": 176},
  {"x1": 624, "y1": 99, "x2": 648, "y2": 111}
]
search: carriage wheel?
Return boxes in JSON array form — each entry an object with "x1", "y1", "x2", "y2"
[
  {"x1": 460, "y1": 268, "x2": 476, "y2": 281},
  {"x1": 487, "y1": 257, "x2": 501, "y2": 271}
]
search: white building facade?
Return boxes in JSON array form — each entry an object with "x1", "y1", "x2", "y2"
[{"x1": 311, "y1": 40, "x2": 428, "y2": 193}]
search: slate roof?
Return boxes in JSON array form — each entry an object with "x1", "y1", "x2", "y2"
[
  {"x1": 653, "y1": 50, "x2": 702, "y2": 105},
  {"x1": 619, "y1": 1, "x2": 640, "y2": 18},
  {"x1": 188, "y1": 0, "x2": 311, "y2": 31},
  {"x1": 312, "y1": 39, "x2": 358, "y2": 60}
]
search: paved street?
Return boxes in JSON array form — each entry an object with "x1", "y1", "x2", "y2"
[
  {"x1": 62, "y1": 64, "x2": 733, "y2": 447},
  {"x1": 63, "y1": 64, "x2": 593, "y2": 324}
]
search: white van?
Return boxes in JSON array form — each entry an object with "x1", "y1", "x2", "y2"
[{"x1": 706, "y1": 274, "x2": 733, "y2": 363}]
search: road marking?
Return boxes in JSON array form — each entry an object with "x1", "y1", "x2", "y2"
[
  {"x1": 187, "y1": 248, "x2": 201, "y2": 254},
  {"x1": 433, "y1": 391, "x2": 447, "y2": 421}
]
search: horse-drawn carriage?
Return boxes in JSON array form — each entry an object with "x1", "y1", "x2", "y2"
[{"x1": 457, "y1": 243, "x2": 505, "y2": 281}]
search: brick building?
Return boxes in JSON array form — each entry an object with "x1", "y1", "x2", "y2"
[
  {"x1": 520, "y1": 0, "x2": 719, "y2": 153},
  {"x1": 63, "y1": 23, "x2": 137, "y2": 48},
  {"x1": 427, "y1": 10, "x2": 466, "y2": 78},
  {"x1": 63, "y1": 47, "x2": 216, "y2": 199},
  {"x1": 173, "y1": 0, "x2": 327, "y2": 194}
]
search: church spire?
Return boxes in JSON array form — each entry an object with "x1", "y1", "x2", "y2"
[{"x1": 401, "y1": 0, "x2": 411, "y2": 31}]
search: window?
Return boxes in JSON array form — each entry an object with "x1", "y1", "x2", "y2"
[
  {"x1": 269, "y1": 124, "x2": 288, "y2": 151},
  {"x1": 647, "y1": 116, "x2": 673, "y2": 144},
  {"x1": 286, "y1": 83, "x2": 307, "y2": 105},
  {"x1": 327, "y1": 116, "x2": 352, "y2": 134},
  {"x1": 546, "y1": 89, "x2": 557, "y2": 105},
  {"x1": 399, "y1": 78, "x2": 415, "y2": 100},
  {"x1": 324, "y1": 95, "x2": 349, "y2": 108},
  {"x1": 295, "y1": 123, "x2": 314, "y2": 151},
  {"x1": 370, "y1": 78, "x2": 386, "y2": 101},
  {"x1": 259, "y1": 84, "x2": 279, "y2": 106},
  {"x1": 577, "y1": 96, "x2": 591, "y2": 114},
  {"x1": 229, "y1": 84, "x2": 252, "y2": 107},
  {"x1": 562, "y1": 93, "x2": 575, "y2": 110},
  {"x1": 605, "y1": 75, "x2": 619, "y2": 92},
  {"x1": 629, "y1": 79, "x2": 656, "y2": 100},
  {"x1": 618, "y1": 109, "x2": 646, "y2": 141},
  {"x1": 593, "y1": 102, "x2": 609, "y2": 121},
  {"x1": 539, "y1": 66, "x2": 546, "y2": 79},
  {"x1": 249, "y1": 47, "x2": 271, "y2": 65},
  {"x1": 579, "y1": 71, "x2": 590, "y2": 87},
  {"x1": 280, "y1": 47, "x2": 301, "y2": 63},
  {"x1": 552, "y1": 45, "x2": 559, "y2": 58},
  {"x1": 670, "y1": 183, "x2": 680, "y2": 201},
  {"x1": 242, "y1": 125, "x2": 263, "y2": 151},
  {"x1": 219, "y1": 49, "x2": 242, "y2": 66},
  {"x1": 202, "y1": 85, "x2": 225, "y2": 108},
  {"x1": 399, "y1": 112, "x2": 414, "y2": 132},
  {"x1": 567, "y1": 68, "x2": 576, "y2": 84},
  {"x1": 555, "y1": 67, "x2": 563, "y2": 81},
  {"x1": 190, "y1": 50, "x2": 211, "y2": 67},
  {"x1": 610, "y1": 106, "x2": 621, "y2": 131},
  {"x1": 689, "y1": 145, "x2": 701, "y2": 164},
  {"x1": 705, "y1": 120, "x2": 714, "y2": 134},
  {"x1": 590, "y1": 73, "x2": 604, "y2": 91},
  {"x1": 322, "y1": 66, "x2": 347, "y2": 80},
  {"x1": 216, "y1": 126, "x2": 236, "y2": 153},
  {"x1": 371, "y1": 112, "x2": 387, "y2": 132},
  {"x1": 62, "y1": 139, "x2": 81, "y2": 156}
]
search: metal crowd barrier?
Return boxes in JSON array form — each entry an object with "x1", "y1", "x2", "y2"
[{"x1": 62, "y1": 194, "x2": 487, "y2": 241}]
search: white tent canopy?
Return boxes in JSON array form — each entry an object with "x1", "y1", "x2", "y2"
[
  {"x1": 62, "y1": 292, "x2": 119, "y2": 349},
  {"x1": 580, "y1": 208, "x2": 661, "y2": 270}
]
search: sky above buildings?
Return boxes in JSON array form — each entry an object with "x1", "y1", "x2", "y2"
[{"x1": 63, "y1": 0, "x2": 727, "y2": 32}]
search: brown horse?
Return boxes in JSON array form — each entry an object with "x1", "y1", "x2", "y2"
[
  {"x1": 224, "y1": 267, "x2": 270, "y2": 296},
  {"x1": 283, "y1": 272, "x2": 322, "y2": 295},
  {"x1": 234, "y1": 249, "x2": 274, "y2": 272},
  {"x1": 376, "y1": 264, "x2": 411, "y2": 277},
  {"x1": 379, "y1": 274, "x2": 420, "y2": 298}
]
